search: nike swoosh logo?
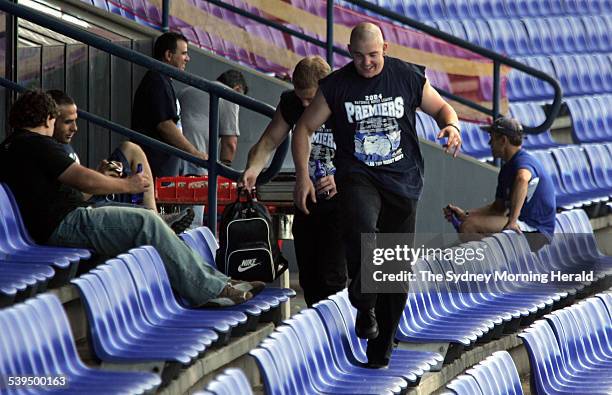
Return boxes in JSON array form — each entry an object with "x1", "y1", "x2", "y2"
[{"x1": 237, "y1": 262, "x2": 261, "y2": 272}]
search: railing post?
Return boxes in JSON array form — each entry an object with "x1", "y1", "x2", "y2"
[
  {"x1": 326, "y1": 0, "x2": 334, "y2": 69},
  {"x1": 492, "y1": 60, "x2": 501, "y2": 121},
  {"x1": 207, "y1": 94, "x2": 219, "y2": 236},
  {"x1": 161, "y1": 0, "x2": 170, "y2": 32}
]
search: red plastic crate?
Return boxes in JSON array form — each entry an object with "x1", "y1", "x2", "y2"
[{"x1": 155, "y1": 176, "x2": 238, "y2": 204}]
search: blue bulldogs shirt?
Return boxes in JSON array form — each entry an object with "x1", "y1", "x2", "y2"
[
  {"x1": 496, "y1": 149, "x2": 556, "y2": 235},
  {"x1": 278, "y1": 90, "x2": 336, "y2": 180},
  {"x1": 319, "y1": 57, "x2": 427, "y2": 199}
]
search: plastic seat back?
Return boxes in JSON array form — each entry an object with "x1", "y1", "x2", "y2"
[{"x1": 203, "y1": 368, "x2": 253, "y2": 395}]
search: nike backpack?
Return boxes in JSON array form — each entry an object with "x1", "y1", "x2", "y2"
[{"x1": 216, "y1": 188, "x2": 288, "y2": 282}]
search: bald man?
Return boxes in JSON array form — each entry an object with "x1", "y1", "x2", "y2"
[{"x1": 292, "y1": 22, "x2": 461, "y2": 368}]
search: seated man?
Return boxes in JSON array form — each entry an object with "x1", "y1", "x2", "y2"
[
  {"x1": 0, "y1": 89, "x2": 262, "y2": 307},
  {"x1": 444, "y1": 117, "x2": 556, "y2": 245},
  {"x1": 47, "y1": 90, "x2": 193, "y2": 234}
]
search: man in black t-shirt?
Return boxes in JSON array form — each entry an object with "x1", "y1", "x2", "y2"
[
  {"x1": 0, "y1": 90, "x2": 261, "y2": 307},
  {"x1": 292, "y1": 22, "x2": 462, "y2": 368},
  {"x1": 132, "y1": 32, "x2": 208, "y2": 178},
  {"x1": 242, "y1": 56, "x2": 347, "y2": 306}
]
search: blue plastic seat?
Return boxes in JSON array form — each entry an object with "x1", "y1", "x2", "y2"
[
  {"x1": 446, "y1": 351, "x2": 524, "y2": 395},
  {"x1": 566, "y1": 97, "x2": 610, "y2": 143},
  {"x1": 458, "y1": 121, "x2": 492, "y2": 160},
  {"x1": 133, "y1": 244, "x2": 278, "y2": 330},
  {"x1": 509, "y1": 103, "x2": 558, "y2": 150},
  {"x1": 257, "y1": 325, "x2": 398, "y2": 395},
  {"x1": 562, "y1": 0, "x2": 592, "y2": 15},
  {"x1": 442, "y1": 0, "x2": 474, "y2": 19},
  {"x1": 446, "y1": 374, "x2": 484, "y2": 394},
  {"x1": 583, "y1": 144, "x2": 612, "y2": 195},
  {"x1": 180, "y1": 226, "x2": 296, "y2": 316},
  {"x1": 0, "y1": 184, "x2": 86, "y2": 282},
  {"x1": 487, "y1": 19, "x2": 532, "y2": 56},
  {"x1": 283, "y1": 309, "x2": 412, "y2": 391},
  {"x1": 196, "y1": 368, "x2": 254, "y2": 395},
  {"x1": 507, "y1": 56, "x2": 556, "y2": 101},
  {"x1": 580, "y1": 16, "x2": 611, "y2": 52},
  {"x1": 551, "y1": 148, "x2": 608, "y2": 204},
  {"x1": 314, "y1": 297, "x2": 441, "y2": 382},
  {"x1": 0, "y1": 294, "x2": 161, "y2": 394},
  {"x1": 415, "y1": 111, "x2": 439, "y2": 142},
  {"x1": 505, "y1": 0, "x2": 563, "y2": 17},
  {"x1": 268, "y1": 327, "x2": 405, "y2": 394},
  {"x1": 519, "y1": 299, "x2": 612, "y2": 394},
  {"x1": 460, "y1": 19, "x2": 495, "y2": 51},
  {"x1": 72, "y1": 265, "x2": 215, "y2": 365},
  {"x1": 531, "y1": 150, "x2": 580, "y2": 209}
]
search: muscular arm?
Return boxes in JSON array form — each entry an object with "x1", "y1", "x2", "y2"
[
  {"x1": 246, "y1": 108, "x2": 292, "y2": 174},
  {"x1": 220, "y1": 135, "x2": 238, "y2": 164},
  {"x1": 292, "y1": 90, "x2": 332, "y2": 214},
  {"x1": 292, "y1": 91, "x2": 331, "y2": 180},
  {"x1": 58, "y1": 162, "x2": 150, "y2": 195},
  {"x1": 507, "y1": 168, "x2": 532, "y2": 224},
  {"x1": 157, "y1": 120, "x2": 207, "y2": 159},
  {"x1": 419, "y1": 80, "x2": 461, "y2": 156}
]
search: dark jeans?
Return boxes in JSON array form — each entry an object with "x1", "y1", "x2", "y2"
[
  {"x1": 292, "y1": 196, "x2": 347, "y2": 307},
  {"x1": 338, "y1": 172, "x2": 418, "y2": 364}
]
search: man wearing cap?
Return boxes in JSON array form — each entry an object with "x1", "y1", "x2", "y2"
[{"x1": 444, "y1": 116, "x2": 556, "y2": 240}]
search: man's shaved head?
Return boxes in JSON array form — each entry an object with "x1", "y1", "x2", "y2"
[
  {"x1": 348, "y1": 22, "x2": 387, "y2": 78},
  {"x1": 350, "y1": 22, "x2": 385, "y2": 47}
]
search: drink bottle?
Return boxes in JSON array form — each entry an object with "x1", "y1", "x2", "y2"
[{"x1": 131, "y1": 163, "x2": 144, "y2": 205}]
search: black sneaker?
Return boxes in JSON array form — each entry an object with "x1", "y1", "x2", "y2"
[
  {"x1": 355, "y1": 308, "x2": 379, "y2": 339},
  {"x1": 161, "y1": 208, "x2": 195, "y2": 234}
]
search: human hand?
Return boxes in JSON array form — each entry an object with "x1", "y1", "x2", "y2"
[
  {"x1": 314, "y1": 175, "x2": 337, "y2": 199},
  {"x1": 443, "y1": 204, "x2": 467, "y2": 222},
  {"x1": 437, "y1": 125, "x2": 462, "y2": 157},
  {"x1": 126, "y1": 171, "x2": 151, "y2": 194},
  {"x1": 98, "y1": 160, "x2": 123, "y2": 177},
  {"x1": 503, "y1": 219, "x2": 522, "y2": 234},
  {"x1": 294, "y1": 175, "x2": 316, "y2": 215},
  {"x1": 239, "y1": 167, "x2": 260, "y2": 191}
]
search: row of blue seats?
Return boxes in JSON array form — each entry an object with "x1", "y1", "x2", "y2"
[
  {"x1": 196, "y1": 368, "x2": 254, "y2": 395},
  {"x1": 506, "y1": 54, "x2": 611, "y2": 100},
  {"x1": 73, "y1": 245, "x2": 294, "y2": 369},
  {"x1": 397, "y1": 209, "x2": 610, "y2": 357},
  {"x1": 250, "y1": 290, "x2": 443, "y2": 394},
  {"x1": 532, "y1": 144, "x2": 612, "y2": 209},
  {"x1": 344, "y1": 0, "x2": 611, "y2": 21},
  {"x1": 566, "y1": 95, "x2": 612, "y2": 143},
  {"x1": 0, "y1": 293, "x2": 162, "y2": 394},
  {"x1": 0, "y1": 184, "x2": 90, "y2": 307},
  {"x1": 435, "y1": 16, "x2": 611, "y2": 57},
  {"x1": 445, "y1": 294, "x2": 611, "y2": 394},
  {"x1": 416, "y1": 102, "x2": 558, "y2": 161},
  {"x1": 445, "y1": 351, "x2": 523, "y2": 394},
  {"x1": 519, "y1": 294, "x2": 612, "y2": 395}
]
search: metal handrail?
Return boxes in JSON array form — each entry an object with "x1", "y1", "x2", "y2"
[
  {"x1": 0, "y1": 0, "x2": 290, "y2": 233},
  {"x1": 199, "y1": 0, "x2": 562, "y2": 134}
]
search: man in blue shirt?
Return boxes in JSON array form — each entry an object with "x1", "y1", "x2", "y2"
[{"x1": 444, "y1": 117, "x2": 556, "y2": 240}]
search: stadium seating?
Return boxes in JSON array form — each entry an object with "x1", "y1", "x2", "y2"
[
  {"x1": 445, "y1": 351, "x2": 523, "y2": 394},
  {"x1": 195, "y1": 368, "x2": 254, "y2": 395},
  {"x1": 0, "y1": 294, "x2": 161, "y2": 393},
  {"x1": 180, "y1": 226, "x2": 296, "y2": 319},
  {"x1": 518, "y1": 297, "x2": 612, "y2": 395},
  {"x1": 73, "y1": 260, "x2": 219, "y2": 366},
  {"x1": 506, "y1": 56, "x2": 556, "y2": 101},
  {"x1": 250, "y1": 296, "x2": 442, "y2": 394},
  {"x1": 509, "y1": 103, "x2": 558, "y2": 150}
]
